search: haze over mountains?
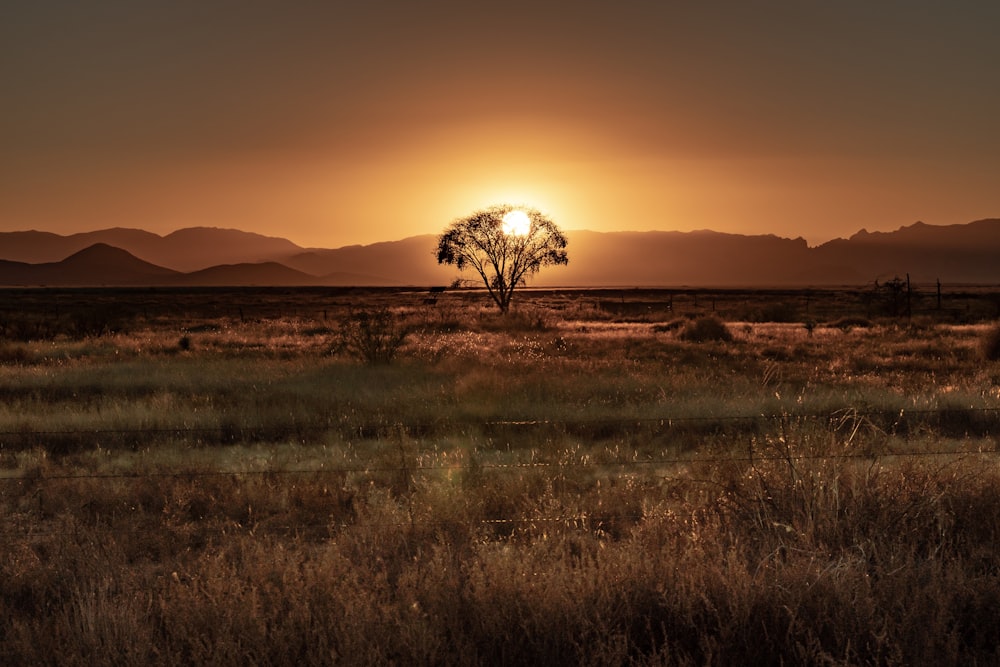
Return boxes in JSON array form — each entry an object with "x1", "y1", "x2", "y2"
[{"x1": 1, "y1": 220, "x2": 999, "y2": 287}]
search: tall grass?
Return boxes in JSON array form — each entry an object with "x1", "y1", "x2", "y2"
[
  {"x1": 982, "y1": 322, "x2": 1000, "y2": 361},
  {"x1": 2, "y1": 294, "x2": 1000, "y2": 663},
  {"x1": 3, "y1": 425, "x2": 1000, "y2": 664}
]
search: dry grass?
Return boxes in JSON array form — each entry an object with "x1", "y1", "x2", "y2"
[
  {"x1": 981, "y1": 322, "x2": 1000, "y2": 361},
  {"x1": 2, "y1": 288, "x2": 1000, "y2": 664}
]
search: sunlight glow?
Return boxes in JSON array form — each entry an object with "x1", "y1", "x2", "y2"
[{"x1": 501, "y1": 209, "x2": 531, "y2": 236}]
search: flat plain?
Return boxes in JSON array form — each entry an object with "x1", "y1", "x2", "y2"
[{"x1": 2, "y1": 285, "x2": 1000, "y2": 665}]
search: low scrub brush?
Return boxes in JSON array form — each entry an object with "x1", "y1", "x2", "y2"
[
  {"x1": 338, "y1": 308, "x2": 409, "y2": 364},
  {"x1": 679, "y1": 316, "x2": 733, "y2": 343},
  {"x1": 981, "y1": 322, "x2": 1000, "y2": 361},
  {"x1": 830, "y1": 316, "x2": 873, "y2": 331}
]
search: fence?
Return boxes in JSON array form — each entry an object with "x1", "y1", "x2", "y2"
[
  {"x1": 3, "y1": 439, "x2": 998, "y2": 540},
  {"x1": 3, "y1": 406, "x2": 997, "y2": 488}
]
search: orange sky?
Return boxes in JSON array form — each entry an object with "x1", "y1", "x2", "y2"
[{"x1": 2, "y1": 1, "x2": 998, "y2": 249}]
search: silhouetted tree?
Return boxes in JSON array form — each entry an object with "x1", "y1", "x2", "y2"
[
  {"x1": 878, "y1": 275, "x2": 912, "y2": 318},
  {"x1": 436, "y1": 204, "x2": 568, "y2": 313}
]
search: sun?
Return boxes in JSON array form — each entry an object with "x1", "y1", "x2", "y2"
[{"x1": 501, "y1": 209, "x2": 531, "y2": 236}]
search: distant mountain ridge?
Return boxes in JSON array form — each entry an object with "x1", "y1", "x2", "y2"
[
  {"x1": 0, "y1": 220, "x2": 999, "y2": 286},
  {"x1": 0, "y1": 243, "x2": 181, "y2": 286},
  {"x1": 0, "y1": 227, "x2": 304, "y2": 272}
]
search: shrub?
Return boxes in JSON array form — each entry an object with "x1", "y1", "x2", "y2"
[
  {"x1": 753, "y1": 301, "x2": 799, "y2": 323},
  {"x1": 67, "y1": 304, "x2": 131, "y2": 338},
  {"x1": 477, "y1": 307, "x2": 555, "y2": 333},
  {"x1": 981, "y1": 323, "x2": 1000, "y2": 361},
  {"x1": 0, "y1": 342, "x2": 30, "y2": 364},
  {"x1": 830, "y1": 316, "x2": 873, "y2": 332},
  {"x1": 679, "y1": 315, "x2": 732, "y2": 343},
  {"x1": 652, "y1": 318, "x2": 687, "y2": 333},
  {"x1": 339, "y1": 308, "x2": 409, "y2": 364}
]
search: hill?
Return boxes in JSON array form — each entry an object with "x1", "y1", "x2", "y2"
[
  {"x1": 544, "y1": 230, "x2": 815, "y2": 286},
  {"x1": 282, "y1": 236, "x2": 453, "y2": 285},
  {"x1": 2, "y1": 219, "x2": 999, "y2": 286},
  {"x1": 0, "y1": 227, "x2": 305, "y2": 271},
  {"x1": 175, "y1": 262, "x2": 319, "y2": 286},
  {"x1": 0, "y1": 244, "x2": 181, "y2": 286},
  {"x1": 0, "y1": 246, "x2": 320, "y2": 288},
  {"x1": 157, "y1": 228, "x2": 306, "y2": 271},
  {"x1": 812, "y1": 219, "x2": 1000, "y2": 284}
]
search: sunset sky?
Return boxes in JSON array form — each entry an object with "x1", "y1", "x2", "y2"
[{"x1": 2, "y1": 1, "x2": 998, "y2": 249}]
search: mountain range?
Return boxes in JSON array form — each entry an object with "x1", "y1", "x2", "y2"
[{"x1": 1, "y1": 220, "x2": 999, "y2": 287}]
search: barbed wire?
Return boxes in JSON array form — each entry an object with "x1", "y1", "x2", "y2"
[
  {"x1": 1, "y1": 513, "x2": 662, "y2": 540},
  {"x1": 1, "y1": 445, "x2": 996, "y2": 483},
  {"x1": 4, "y1": 451, "x2": 998, "y2": 541},
  {"x1": 0, "y1": 406, "x2": 996, "y2": 486},
  {"x1": 0, "y1": 404, "x2": 997, "y2": 440},
  {"x1": 3, "y1": 444, "x2": 998, "y2": 539}
]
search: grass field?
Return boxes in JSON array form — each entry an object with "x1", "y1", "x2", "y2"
[{"x1": 2, "y1": 286, "x2": 1000, "y2": 665}]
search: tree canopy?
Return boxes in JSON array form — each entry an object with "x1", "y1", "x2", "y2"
[{"x1": 436, "y1": 204, "x2": 568, "y2": 313}]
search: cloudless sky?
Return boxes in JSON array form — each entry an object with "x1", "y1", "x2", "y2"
[{"x1": 2, "y1": 1, "x2": 998, "y2": 248}]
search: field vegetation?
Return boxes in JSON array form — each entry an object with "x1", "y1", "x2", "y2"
[{"x1": 2, "y1": 285, "x2": 1000, "y2": 665}]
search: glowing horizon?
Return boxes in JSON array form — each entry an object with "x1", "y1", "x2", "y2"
[{"x1": 1, "y1": 2, "x2": 998, "y2": 250}]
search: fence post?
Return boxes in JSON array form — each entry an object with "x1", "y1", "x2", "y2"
[{"x1": 906, "y1": 274, "x2": 912, "y2": 321}]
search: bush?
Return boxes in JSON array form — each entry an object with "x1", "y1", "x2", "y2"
[
  {"x1": 679, "y1": 316, "x2": 732, "y2": 343},
  {"x1": 753, "y1": 301, "x2": 799, "y2": 323},
  {"x1": 0, "y1": 342, "x2": 30, "y2": 364},
  {"x1": 477, "y1": 307, "x2": 554, "y2": 332},
  {"x1": 829, "y1": 316, "x2": 873, "y2": 332},
  {"x1": 982, "y1": 323, "x2": 1000, "y2": 361},
  {"x1": 339, "y1": 308, "x2": 409, "y2": 364},
  {"x1": 652, "y1": 318, "x2": 687, "y2": 333}
]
